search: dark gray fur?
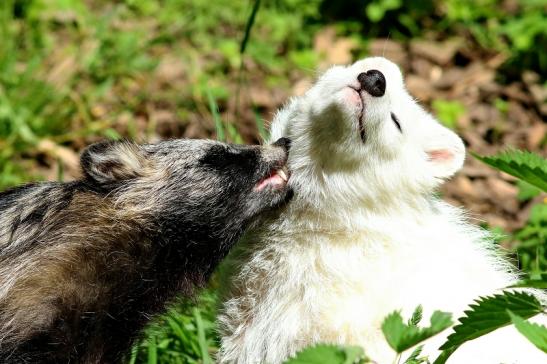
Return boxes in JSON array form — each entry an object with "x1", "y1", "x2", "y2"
[{"x1": 0, "y1": 138, "x2": 291, "y2": 363}]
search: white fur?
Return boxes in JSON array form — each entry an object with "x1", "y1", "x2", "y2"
[{"x1": 218, "y1": 57, "x2": 546, "y2": 364}]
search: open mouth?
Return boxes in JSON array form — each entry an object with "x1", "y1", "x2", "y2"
[
  {"x1": 349, "y1": 86, "x2": 366, "y2": 142},
  {"x1": 255, "y1": 165, "x2": 290, "y2": 191}
]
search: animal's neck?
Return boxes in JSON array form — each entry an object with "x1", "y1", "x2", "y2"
[{"x1": 278, "y1": 194, "x2": 439, "y2": 234}]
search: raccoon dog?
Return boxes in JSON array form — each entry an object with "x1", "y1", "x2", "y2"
[
  {"x1": 218, "y1": 58, "x2": 545, "y2": 364},
  {"x1": 0, "y1": 137, "x2": 291, "y2": 363}
]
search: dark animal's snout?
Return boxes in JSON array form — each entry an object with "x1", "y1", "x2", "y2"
[
  {"x1": 357, "y1": 70, "x2": 386, "y2": 97},
  {"x1": 272, "y1": 137, "x2": 291, "y2": 153}
]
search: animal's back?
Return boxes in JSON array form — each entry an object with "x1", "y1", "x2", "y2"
[{"x1": 0, "y1": 181, "x2": 155, "y2": 363}]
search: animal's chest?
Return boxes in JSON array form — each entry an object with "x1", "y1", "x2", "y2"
[{"x1": 297, "y1": 236, "x2": 477, "y2": 337}]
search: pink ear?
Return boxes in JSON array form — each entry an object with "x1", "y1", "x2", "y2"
[
  {"x1": 426, "y1": 145, "x2": 465, "y2": 179},
  {"x1": 427, "y1": 149, "x2": 454, "y2": 163}
]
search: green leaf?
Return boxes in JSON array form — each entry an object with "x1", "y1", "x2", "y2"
[
  {"x1": 516, "y1": 180, "x2": 541, "y2": 201},
  {"x1": 408, "y1": 305, "x2": 423, "y2": 327},
  {"x1": 508, "y1": 273, "x2": 547, "y2": 289},
  {"x1": 403, "y1": 345, "x2": 426, "y2": 364},
  {"x1": 382, "y1": 309, "x2": 452, "y2": 353},
  {"x1": 283, "y1": 344, "x2": 368, "y2": 364},
  {"x1": 472, "y1": 150, "x2": 547, "y2": 192},
  {"x1": 434, "y1": 291, "x2": 544, "y2": 363},
  {"x1": 508, "y1": 310, "x2": 547, "y2": 353},
  {"x1": 528, "y1": 203, "x2": 547, "y2": 225}
]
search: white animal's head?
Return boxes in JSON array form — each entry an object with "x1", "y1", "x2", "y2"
[{"x1": 270, "y1": 57, "x2": 465, "y2": 210}]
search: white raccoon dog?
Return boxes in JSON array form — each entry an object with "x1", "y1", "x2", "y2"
[{"x1": 218, "y1": 57, "x2": 546, "y2": 364}]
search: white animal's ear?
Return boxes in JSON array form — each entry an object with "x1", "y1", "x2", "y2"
[
  {"x1": 268, "y1": 98, "x2": 299, "y2": 143},
  {"x1": 423, "y1": 125, "x2": 465, "y2": 179},
  {"x1": 81, "y1": 141, "x2": 148, "y2": 185}
]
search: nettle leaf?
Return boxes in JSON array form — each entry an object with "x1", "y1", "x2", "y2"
[
  {"x1": 472, "y1": 150, "x2": 547, "y2": 192},
  {"x1": 284, "y1": 344, "x2": 368, "y2": 364},
  {"x1": 508, "y1": 311, "x2": 547, "y2": 353},
  {"x1": 434, "y1": 291, "x2": 544, "y2": 363},
  {"x1": 382, "y1": 309, "x2": 452, "y2": 353}
]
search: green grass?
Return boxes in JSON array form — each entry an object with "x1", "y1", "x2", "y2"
[
  {"x1": 2, "y1": 0, "x2": 545, "y2": 190},
  {"x1": 0, "y1": 0, "x2": 322, "y2": 190},
  {"x1": 129, "y1": 289, "x2": 219, "y2": 364}
]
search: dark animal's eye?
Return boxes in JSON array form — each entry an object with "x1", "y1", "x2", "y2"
[{"x1": 391, "y1": 112, "x2": 402, "y2": 133}]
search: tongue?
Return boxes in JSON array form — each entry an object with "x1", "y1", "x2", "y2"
[{"x1": 255, "y1": 173, "x2": 285, "y2": 191}]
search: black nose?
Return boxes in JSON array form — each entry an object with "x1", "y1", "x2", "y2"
[
  {"x1": 357, "y1": 70, "x2": 386, "y2": 97},
  {"x1": 272, "y1": 137, "x2": 291, "y2": 152}
]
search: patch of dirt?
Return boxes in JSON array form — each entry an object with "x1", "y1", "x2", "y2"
[
  {"x1": 39, "y1": 35, "x2": 546, "y2": 233},
  {"x1": 370, "y1": 37, "x2": 546, "y2": 232}
]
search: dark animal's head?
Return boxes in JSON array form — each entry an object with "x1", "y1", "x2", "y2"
[{"x1": 80, "y1": 138, "x2": 291, "y2": 262}]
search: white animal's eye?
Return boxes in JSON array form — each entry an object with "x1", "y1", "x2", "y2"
[{"x1": 391, "y1": 112, "x2": 402, "y2": 133}]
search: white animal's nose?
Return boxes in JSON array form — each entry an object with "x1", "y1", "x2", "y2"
[{"x1": 357, "y1": 70, "x2": 386, "y2": 97}]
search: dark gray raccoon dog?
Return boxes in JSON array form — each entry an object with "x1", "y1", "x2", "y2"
[{"x1": 0, "y1": 137, "x2": 291, "y2": 363}]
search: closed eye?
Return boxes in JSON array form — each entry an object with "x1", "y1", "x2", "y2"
[{"x1": 391, "y1": 112, "x2": 402, "y2": 133}]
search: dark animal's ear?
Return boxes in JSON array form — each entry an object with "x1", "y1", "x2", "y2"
[{"x1": 81, "y1": 141, "x2": 148, "y2": 184}]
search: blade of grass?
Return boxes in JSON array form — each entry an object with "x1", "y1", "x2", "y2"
[
  {"x1": 147, "y1": 335, "x2": 157, "y2": 364},
  {"x1": 226, "y1": 123, "x2": 243, "y2": 144},
  {"x1": 253, "y1": 109, "x2": 269, "y2": 142},
  {"x1": 235, "y1": 0, "x2": 261, "y2": 120},
  {"x1": 240, "y1": 0, "x2": 261, "y2": 54},
  {"x1": 128, "y1": 344, "x2": 138, "y2": 364},
  {"x1": 193, "y1": 308, "x2": 213, "y2": 364},
  {"x1": 206, "y1": 89, "x2": 225, "y2": 142},
  {"x1": 166, "y1": 316, "x2": 189, "y2": 345}
]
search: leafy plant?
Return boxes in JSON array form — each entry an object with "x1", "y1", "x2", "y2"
[
  {"x1": 403, "y1": 345, "x2": 426, "y2": 364},
  {"x1": 472, "y1": 150, "x2": 547, "y2": 192},
  {"x1": 284, "y1": 344, "x2": 369, "y2": 364},
  {"x1": 382, "y1": 309, "x2": 452, "y2": 353},
  {"x1": 473, "y1": 150, "x2": 546, "y2": 273},
  {"x1": 434, "y1": 291, "x2": 545, "y2": 363},
  {"x1": 129, "y1": 289, "x2": 219, "y2": 364},
  {"x1": 508, "y1": 311, "x2": 547, "y2": 354},
  {"x1": 509, "y1": 273, "x2": 547, "y2": 290},
  {"x1": 516, "y1": 180, "x2": 541, "y2": 202},
  {"x1": 513, "y1": 204, "x2": 547, "y2": 273},
  {"x1": 365, "y1": 0, "x2": 403, "y2": 23},
  {"x1": 431, "y1": 100, "x2": 466, "y2": 129},
  {"x1": 285, "y1": 289, "x2": 547, "y2": 364}
]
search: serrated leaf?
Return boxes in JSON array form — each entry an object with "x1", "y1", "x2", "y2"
[
  {"x1": 472, "y1": 150, "x2": 547, "y2": 192},
  {"x1": 382, "y1": 309, "x2": 452, "y2": 353},
  {"x1": 508, "y1": 311, "x2": 547, "y2": 353},
  {"x1": 283, "y1": 344, "x2": 368, "y2": 364},
  {"x1": 434, "y1": 291, "x2": 544, "y2": 363},
  {"x1": 516, "y1": 180, "x2": 541, "y2": 201}
]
